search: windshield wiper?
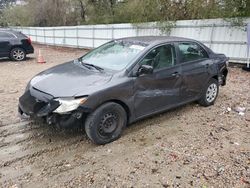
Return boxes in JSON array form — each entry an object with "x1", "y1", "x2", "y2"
[
  {"x1": 84, "y1": 63, "x2": 104, "y2": 71},
  {"x1": 78, "y1": 58, "x2": 104, "y2": 72}
]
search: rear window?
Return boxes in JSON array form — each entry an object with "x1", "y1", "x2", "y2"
[
  {"x1": 16, "y1": 32, "x2": 28, "y2": 38},
  {"x1": 0, "y1": 31, "x2": 16, "y2": 38}
]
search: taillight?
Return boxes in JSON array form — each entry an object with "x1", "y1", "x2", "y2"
[{"x1": 27, "y1": 37, "x2": 32, "y2": 44}]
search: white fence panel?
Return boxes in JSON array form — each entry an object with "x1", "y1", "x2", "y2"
[{"x1": 12, "y1": 18, "x2": 250, "y2": 63}]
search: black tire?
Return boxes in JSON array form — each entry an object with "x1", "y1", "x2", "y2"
[
  {"x1": 85, "y1": 102, "x2": 127, "y2": 145},
  {"x1": 10, "y1": 47, "x2": 26, "y2": 61},
  {"x1": 198, "y1": 78, "x2": 219, "y2": 107}
]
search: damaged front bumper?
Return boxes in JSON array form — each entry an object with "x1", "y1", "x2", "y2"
[
  {"x1": 18, "y1": 88, "x2": 59, "y2": 117},
  {"x1": 18, "y1": 88, "x2": 91, "y2": 128}
]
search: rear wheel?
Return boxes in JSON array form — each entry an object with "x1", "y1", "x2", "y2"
[
  {"x1": 10, "y1": 47, "x2": 26, "y2": 61},
  {"x1": 85, "y1": 102, "x2": 127, "y2": 145},
  {"x1": 198, "y1": 78, "x2": 219, "y2": 107}
]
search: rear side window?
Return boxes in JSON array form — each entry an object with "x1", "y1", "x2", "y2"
[
  {"x1": 177, "y1": 42, "x2": 208, "y2": 63},
  {"x1": 0, "y1": 31, "x2": 15, "y2": 38}
]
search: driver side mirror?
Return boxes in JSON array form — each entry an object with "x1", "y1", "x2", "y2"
[{"x1": 137, "y1": 65, "x2": 153, "y2": 76}]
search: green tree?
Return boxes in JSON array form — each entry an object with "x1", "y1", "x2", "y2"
[{"x1": 1, "y1": 0, "x2": 249, "y2": 27}]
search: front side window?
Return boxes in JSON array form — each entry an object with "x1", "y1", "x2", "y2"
[
  {"x1": 177, "y1": 42, "x2": 208, "y2": 63},
  {"x1": 81, "y1": 41, "x2": 147, "y2": 71},
  {"x1": 140, "y1": 44, "x2": 176, "y2": 70}
]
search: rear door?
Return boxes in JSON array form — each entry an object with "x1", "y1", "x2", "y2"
[
  {"x1": 176, "y1": 42, "x2": 211, "y2": 102},
  {"x1": 0, "y1": 31, "x2": 13, "y2": 57},
  {"x1": 134, "y1": 43, "x2": 182, "y2": 118}
]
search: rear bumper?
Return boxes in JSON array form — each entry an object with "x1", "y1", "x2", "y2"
[
  {"x1": 25, "y1": 45, "x2": 34, "y2": 54},
  {"x1": 218, "y1": 75, "x2": 226, "y2": 86}
]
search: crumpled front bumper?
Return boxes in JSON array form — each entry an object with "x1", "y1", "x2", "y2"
[
  {"x1": 18, "y1": 88, "x2": 60, "y2": 118},
  {"x1": 18, "y1": 87, "x2": 92, "y2": 128}
]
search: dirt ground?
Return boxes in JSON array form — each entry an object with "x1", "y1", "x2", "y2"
[{"x1": 0, "y1": 44, "x2": 249, "y2": 188}]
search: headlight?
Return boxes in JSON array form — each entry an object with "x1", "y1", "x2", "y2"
[{"x1": 53, "y1": 97, "x2": 87, "y2": 114}]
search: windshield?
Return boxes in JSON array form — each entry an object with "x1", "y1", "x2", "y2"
[{"x1": 80, "y1": 41, "x2": 147, "y2": 71}]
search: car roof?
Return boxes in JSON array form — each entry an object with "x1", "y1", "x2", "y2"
[
  {"x1": 0, "y1": 28, "x2": 26, "y2": 38},
  {"x1": 116, "y1": 36, "x2": 214, "y2": 54},
  {"x1": 0, "y1": 28, "x2": 17, "y2": 32},
  {"x1": 117, "y1": 36, "x2": 198, "y2": 45}
]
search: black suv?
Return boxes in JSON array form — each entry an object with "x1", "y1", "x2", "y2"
[{"x1": 0, "y1": 29, "x2": 34, "y2": 61}]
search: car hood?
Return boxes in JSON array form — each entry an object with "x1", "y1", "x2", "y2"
[{"x1": 30, "y1": 61, "x2": 113, "y2": 97}]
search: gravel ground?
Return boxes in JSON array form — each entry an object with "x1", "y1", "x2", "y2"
[{"x1": 0, "y1": 44, "x2": 249, "y2": 188}]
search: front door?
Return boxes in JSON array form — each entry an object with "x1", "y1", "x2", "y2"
[
  {"x1": 0, "y1": 31, "x2": 12, "y2": 57},
  {"x1": 134, "y1": 43, "x2": 182, "y2": 118}
]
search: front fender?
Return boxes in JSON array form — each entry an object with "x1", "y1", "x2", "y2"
[{"x1": 80, "y1": 78, "x2": 135, "y2": 118}]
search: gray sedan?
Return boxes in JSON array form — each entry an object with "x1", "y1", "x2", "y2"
[{"x1": 19, "y1": 36, "x2": 228, "y2": 144}]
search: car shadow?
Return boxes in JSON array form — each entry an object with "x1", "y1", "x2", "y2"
[
  {"x1": 0, "y1": 56, "x2": 35, "y2": 63},
  {"x1": 125, "y1": 102, "x2": 195, "y2": 134},
  {"x1": 22, "y1": 120, "x2": 89, "y2": 146},
  {"x1": 0, "y1": 57, "x2": 9, "y2": 62},
  {"x1": 24, "y1": 102, "x2": 196, "y2": 148}
]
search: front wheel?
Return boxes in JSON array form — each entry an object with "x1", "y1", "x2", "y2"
[
  {"x1": 198, "y1": 78, "x2": 219, "y2": 107},
  {"x1": 85, "y1": 102, "x2": 127, "y2": 145},
  {"x1": 10, "y1": 47, "x2": 26, "y2": 61}
]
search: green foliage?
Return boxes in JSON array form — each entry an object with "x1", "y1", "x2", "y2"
[
  {"x1": 156, "y1": 21, "x2": 176, "y2": 36},
  {"x1": 0, "y1": 0, "x2": 16, "y2": 9},
  {"x1": 0, "y1": 0, "x2": 15, "y2": 26},
  {"x1": 1, "y1": 5, "x2": 33, "y2": 26},
  {"x1": 114, "y1": 0, "x2": 162, "y2": 23},
  {"x1": 0, "y1": 0, "x2": 249, "y2": 27}
]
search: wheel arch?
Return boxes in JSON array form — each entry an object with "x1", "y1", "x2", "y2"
[
  {"x1": 201, "y1": 75, "x2": 219, "y2": 96},
  {"x1": 198, "y1": 76, "x2": 219, "y2": 107},
  {"x1": 95, "y1": 99, "x2": 131, "y2": 123},
  {"x1": 206, "y1": 74, "x2": 219, "y2": 84},
  {"x1": 212, "y1": 75, "x2": 218, "y2": 81},
  {"x1": 9, "y1": 45, "x2": 26, "y2": 54},
  {"x1": 222, "y1": 68, "x2": 228, "y2": 78}
]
